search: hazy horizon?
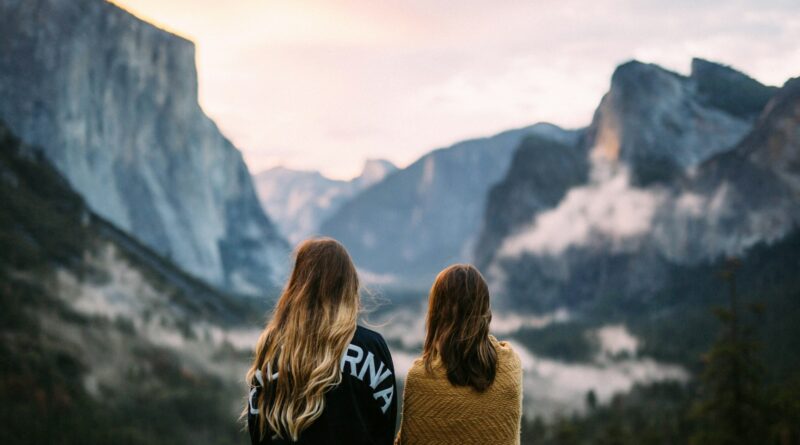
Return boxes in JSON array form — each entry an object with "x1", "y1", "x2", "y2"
[{"x1": 109, "y1": 0, "x2": 799, "y2": 180}]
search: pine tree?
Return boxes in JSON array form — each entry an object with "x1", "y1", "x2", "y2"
[
  {"x1": 585, "y1": 389, "x2": 598, "y2": 412},
  {"x1": 690, "y1": 258, "x2": 766, "y2": 445}
]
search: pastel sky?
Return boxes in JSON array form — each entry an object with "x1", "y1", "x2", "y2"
[{"x1": 110, "y1": 0, "x2": 800, "y2": 179}]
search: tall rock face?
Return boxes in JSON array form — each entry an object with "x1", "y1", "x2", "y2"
[
  {"x1": 0, "y1": 0, "x2": 288, "y2": 294},
  {"x1": 474, "y1": 132, "x2": 587, "y2": 269},
  {"x1": 0, "y1": 120, "x2": 254, "y2": 442},
  {"x1": 318, "y1": 123, "x2": 572, "y2": 288},
  {"x1": 735, "y1": 77, "x2": 800, "y2": 191},
  {"x1": 584, "y1": 59, "x2": 764, "y2": 185},
  {"x1": 480, "y1": 59, "x2": 796, "y2": 311},
  {"x1": 254, "y1": 159, "x2": 396, "y2": 245},
  {"x1": 660, "y1": 76, "x2": 800, "y2": 260}
]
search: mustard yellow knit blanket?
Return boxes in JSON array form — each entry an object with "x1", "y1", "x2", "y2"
[{"x1": 395, "y1": 336, "x2": 523, "y2": 445}]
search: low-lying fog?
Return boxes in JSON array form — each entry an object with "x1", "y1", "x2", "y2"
[
  {"x1": 61, "y1": 255, "x2": 686, "y2": 420},
  {"x1": 367, "y1": 302, "x2": 688, "y2": 418}
]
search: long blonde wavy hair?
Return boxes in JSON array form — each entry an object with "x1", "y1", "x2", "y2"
[{"x1": 246, "y1": 238, "x2": 360, "y2": 441}]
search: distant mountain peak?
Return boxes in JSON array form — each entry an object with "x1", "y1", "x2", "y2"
[
  {"x1": 587, "y1": 59, "x2": 754, "y2": 185},
  {"x1": 478, "y1": 60, "x2": 800, "y2": 310},
  {"x1": 253, "y1": 159, "x2": 396, "y2": 244},
  {"x1": 691, "y1": 57, "x2": 739, "y2": 76},
  {"x1": 360, "y1": 158, "x2": 396, "y2": 173},
  {"x1": 318, "y1": 124, "x2": 577, "y2": 288},
  {"x1": 255, "y1": 165, "x2": 327, "y2": 181},
  {"x1": 690, "y1": 58, "x2": 777, "y2": 118},
  {"x1": 355, "y1": 158, "x2": 396, "y2": 187},
  {"x1": 609, "y1": 60, "x2": 685, "y2": 100},
  {"x1": 734, "y1": 76, "x2": 800, "y2": 191}
]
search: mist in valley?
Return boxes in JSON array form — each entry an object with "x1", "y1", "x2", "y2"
[{"x1": 2, "y1": 1, "x2": 799, "y2": 444}]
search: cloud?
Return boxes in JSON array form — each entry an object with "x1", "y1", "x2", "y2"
[
  {"x1": 491, "y1": 309, "x2": 572, "y2": 335},
  {"x1": 498, "y1": 169, "x2": 666, "y2": 259},
  {"x1": 508, "y1": 337, "x2": 687, "y2": 418},
  {"x1": 594, "y1": 324, "x2": 639, "y2": 356},
  {"x1": 373, "y1": 303, "x2": 687, "y2": 418}
]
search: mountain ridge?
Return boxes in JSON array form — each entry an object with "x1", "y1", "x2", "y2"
[
  {"x1": 319, "y1": 123, "x2": 579, "y2": 287},
  {"x1": 253, "y1": 158, "x2": 396, "y2": 244},
  {"x1": 477, "y1": 59, "x2": 798, "y2": 310},
  {"x1": 0, "y1": 119, "x2": 256, "y2": 443},
  {"x1": 0, "y1": 0, "x2": 289, "y2": 295},
  {"x1": 583, "y1": 59, "x2": 762, "y2": 185}
]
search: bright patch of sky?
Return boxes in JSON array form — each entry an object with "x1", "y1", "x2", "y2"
[{"x1": 110, "y1": 0, "x2": 800, "y2": 179}]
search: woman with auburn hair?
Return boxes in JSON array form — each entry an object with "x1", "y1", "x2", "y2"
[
  {"x1": 246, "y1": 238, "x2": 397, "y2": 445},
  {"x1": 395, "y1": 264, "x2": 522, "y2": 445}
]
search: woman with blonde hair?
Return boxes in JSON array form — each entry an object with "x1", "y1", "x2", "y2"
[
  {"x1": 246, "y1": 238, "x2": 397, "y2": 444},
  {"x1": 396, "y1": 264, "x2": 522, "y2": 445}
]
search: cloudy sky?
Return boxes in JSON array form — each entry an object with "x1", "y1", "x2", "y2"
[{"x1": 110, "y1": 0, "x2": 799, "y2": 179}]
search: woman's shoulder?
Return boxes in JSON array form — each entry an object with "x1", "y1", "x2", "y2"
[
  {"x1": 406, "y1": 357, "x2": 426, "y2": 377},
  {"x1": 352, "y1": 325, "x2": 392, "y2": 352},
  {"x1": 489, "y1": 336, "x2": 522, "y2": 370},
  {"x1": 354, "y1": 325, "x2": 387, "y2": 344},
  {"x1": 406, "y1": 357, "x2": 444, "y2": 388},
  {"x1": 407, "y1": 337, "x2": 521, "y2": 374},
  {"x1": 350, "y1": 325, "x2": 394, "y2": 367}
]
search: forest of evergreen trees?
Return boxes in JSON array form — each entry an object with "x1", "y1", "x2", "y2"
[{"x1": 520, "y1": 248, "x2": 800, "y2": 445}]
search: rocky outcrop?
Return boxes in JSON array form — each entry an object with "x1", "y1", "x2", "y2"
[
  {"x1": 734, "y1": 77, "x2": 800, "y2": 191},
  {"x1": 479, "y1": 59, "x2": 797, "y2": 310},
  {"x1": 691, "y1": 58, "x2": 777, "y2": 119},
  {"x1": 254, "y1": 159, "x2": 396, "y2": 244},
  {"x1": 584, "y1": 59, "x2": 763, "y2": 185},
  {"x1": 654, "y1": 75, "x2": 800, "y2": 261},
  {"x1": 474, "y1": 132, "x2": 588, "y2": 269},
  {"x1": 0, "y1": 0, "x2": 288, "y2": 294}
]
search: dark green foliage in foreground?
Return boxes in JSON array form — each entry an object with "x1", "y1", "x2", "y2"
[
  {"x1": 522, "y1": 377, "x2": 800, "y2": 445},
  {"x1": 0, "y1": 274, "x2": 244, "y2": 445},
  {"x1": 0, "y1": 125, "x2": 88, "y2": 270},
  {"x1": 519, "y1": 238, "x2": 800, "y2": 445},
  {"x1": 512, "y1": 322, "x2": 597, "y2": 363},
  {"x1": 522, "y1": 382, "x2": 694, "y2": 445},
  {"x1": 690, "y1": 260, "x2": 767, "y2": 445},
  {"x1": 628, "y1": 231, "x2": 800, "y2": 382}
]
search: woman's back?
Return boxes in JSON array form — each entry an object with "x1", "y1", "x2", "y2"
[
  {"x1": 245, "y1": 238, "x2": 397, "y2": 445},
  {"x1": 248, "y1": 325, "x2": 397, "y2": 445},
  {"x1": 396, "y1": 336, "x2": 522, "y2": 445}
]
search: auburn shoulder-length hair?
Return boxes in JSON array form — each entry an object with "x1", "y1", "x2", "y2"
[
  {"x1": 245, "y1": 238, "x2": 360, "y2": 441},
  {"x1": 422, "y1": 264, "x2": 497, "y2": 391}
]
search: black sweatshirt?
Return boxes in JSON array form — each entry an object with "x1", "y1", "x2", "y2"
[{"x1": 248, "y1": 326, "x2": 398, "y2": 445}]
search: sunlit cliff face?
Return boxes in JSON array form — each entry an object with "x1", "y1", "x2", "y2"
[{"x1": 592, "y1": 115, "x2": 622, "y2": 165}]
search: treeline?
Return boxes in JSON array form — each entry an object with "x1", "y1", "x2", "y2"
[
  {"x1": 0, "y1": 279, "x2": 244, "y2": 445},
  {"x1": 521, "y1": 249, "x2": 800, "y2": 445},
  {"x1": 0, "y1": 124, "x2": 245, "y2": 445}
]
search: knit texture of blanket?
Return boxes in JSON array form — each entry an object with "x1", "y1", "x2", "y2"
[{"x1": 395, "y1": 336, "x2": 523, "y2": 445}]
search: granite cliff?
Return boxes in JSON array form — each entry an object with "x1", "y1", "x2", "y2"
[
  {"x1": 0, "y1": 0, "x2": 288, "y2": 294},
  {"x1": 477, "y1": 59, "x2": 797, "y2": 309}
]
